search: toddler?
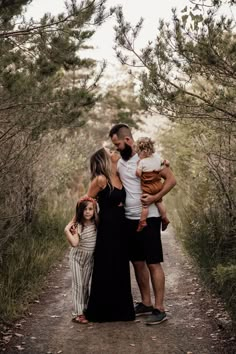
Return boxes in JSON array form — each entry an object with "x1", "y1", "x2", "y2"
[{"x1": 136, "y1": 137, "x2": 170, "y2": 232}]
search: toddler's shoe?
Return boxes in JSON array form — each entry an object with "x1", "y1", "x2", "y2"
[{"x1": 161, "y1": 217, "x2": 170, "y2": 231}]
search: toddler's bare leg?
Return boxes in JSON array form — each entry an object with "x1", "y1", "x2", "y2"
[
  {"x1": 137, "y1": 206, "x2": 148, "y2": 232},
  {"x1": 156, "y1": 201, "x2": 166, "y2": 218}
]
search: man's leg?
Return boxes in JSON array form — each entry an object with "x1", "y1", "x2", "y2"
[
  {"x1": 148, "y1": 263, "x2": 165, "y2": 311},
  {"x1": 144, "y1": 217, "x2": 167, "y2": 324},
  {"x1": 132, "y1": 260, "x2": 152, "y2": 306}
]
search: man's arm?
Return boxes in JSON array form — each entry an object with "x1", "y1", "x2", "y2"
[{"x1": 141, "y1": 166, "x2": 176, "y2": 206}]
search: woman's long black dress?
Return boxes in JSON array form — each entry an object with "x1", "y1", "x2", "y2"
[{"x1": 86, "y1": 185, "x2": 135, "y2": 322}]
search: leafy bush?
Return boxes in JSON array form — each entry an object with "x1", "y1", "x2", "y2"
[
  {"x1": 159, "y1": 121, "x2": 236, "y2": 323},
  {"x1": 213, "y1": 264, "x2": 236, "y2": 318}
]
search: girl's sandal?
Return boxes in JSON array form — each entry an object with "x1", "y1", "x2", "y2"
[{"x1": 72, "y1": 314, "x2": 88, "y2": 324}]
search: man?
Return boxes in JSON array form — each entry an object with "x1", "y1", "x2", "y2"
[{"x1": 109, "y1": 123, "x2": 176, "y2": 325}]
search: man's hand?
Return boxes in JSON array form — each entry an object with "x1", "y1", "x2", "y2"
[
  {"x1": 141, "y1": 193, "x2": 156, "y2": 207},
  {"x1": 141, "y1": 167, "x2": 176, "y2": 206}
]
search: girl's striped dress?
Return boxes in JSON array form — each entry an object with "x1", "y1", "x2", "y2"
[{"x1": 69, "y1": 223, "x2": 96, "y2": 316}]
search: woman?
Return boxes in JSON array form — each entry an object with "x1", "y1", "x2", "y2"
[{"x1": 85, "y1": 147, "x2": 135, "y2": 322}]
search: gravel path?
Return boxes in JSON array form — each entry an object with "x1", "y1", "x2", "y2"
[{"x1": 3, "y1": 227, "x2": 235, "y2": 354}]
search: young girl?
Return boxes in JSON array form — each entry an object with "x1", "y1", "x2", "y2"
[
  {"x1": 135, "y1": 137, "x2": 170, "y2": 232},
  {"x1": 64, "y1": 196, "x2": 98, "y2": 324}
]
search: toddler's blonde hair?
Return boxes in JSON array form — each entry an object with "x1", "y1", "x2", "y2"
[{"x1": 136, "y1": 137, "x2": 155, "y2": 156}]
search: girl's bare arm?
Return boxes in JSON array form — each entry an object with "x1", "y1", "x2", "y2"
[{"x1": 64, "y1": 220, "x2": 79, "y2": 247}]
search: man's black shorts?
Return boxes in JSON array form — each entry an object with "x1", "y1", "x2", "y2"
[{"x1": 125, "y1": 217, "x2": 163, "y2": 264}]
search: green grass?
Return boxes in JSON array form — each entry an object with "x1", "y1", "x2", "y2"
[
  {"x1": 167, "y1": 195, "x2": 236, "y2": 325},
  {"x1": 0, "y1": 210, "x2": 69, "y2": 321},
  {"x1": 212, "y1": 264, "x2": 236, "y2": 320}
]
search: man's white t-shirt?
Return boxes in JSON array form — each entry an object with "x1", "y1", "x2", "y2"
[{"x1": 117, "y1": 153, "x2": 161, "y2": 220}]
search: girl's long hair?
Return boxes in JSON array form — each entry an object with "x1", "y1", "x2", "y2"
[
  {"x1": 90, "y1": 148, "x2": 113, "y2": 189},
  {"x1": 75, "y1": 200, "x2": 99, "y2": 229}
]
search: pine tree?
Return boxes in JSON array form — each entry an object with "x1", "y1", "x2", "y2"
[{"x1": 0, "y1": 0, "x2": 111, "y2": 249}]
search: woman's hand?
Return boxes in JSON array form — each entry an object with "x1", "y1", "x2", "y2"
[
  {"x1": 64, "y1": 221, "x2": 77, "y2": 235},
  {"x1": 70, "y1": 223, "x2": 78, "y2": 235}
]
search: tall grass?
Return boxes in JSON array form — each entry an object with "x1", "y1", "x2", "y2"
[
  {"x1": 0, "y1": 197, "x2": 73, "y2": 321},
  {"x1": 158, "y1": 120, "x2": 236, "y2": 325},
  {"x1": 167, "y1": 193, "x2": 236, "y2": 323}
]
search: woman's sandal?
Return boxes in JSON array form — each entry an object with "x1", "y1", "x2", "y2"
[{"x1": 72, "y1": 314, "x2": 88, "y2": 324}]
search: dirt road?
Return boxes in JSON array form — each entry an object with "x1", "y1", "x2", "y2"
[{"x1": 3, "y1": 227, "x2": 235, "y2": 354}]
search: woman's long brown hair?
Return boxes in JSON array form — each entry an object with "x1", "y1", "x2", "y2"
[{"x1": 90, "y1": 148, "x2": 113, "y2": 189}]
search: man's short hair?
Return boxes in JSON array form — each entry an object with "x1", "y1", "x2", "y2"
[{"x1": 109, "y1": 123, "x2": 133, "y2": 139}]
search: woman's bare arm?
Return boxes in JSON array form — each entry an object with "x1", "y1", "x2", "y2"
[{"x1": 87, "y1": 175, "x2": 107, "y2": 198}]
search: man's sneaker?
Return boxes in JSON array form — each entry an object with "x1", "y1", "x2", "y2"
[
  {"x1": 134, "y1": 302, "x2": 153, "y2": 316},
  {"x1": 145, "y1": 308, "x2": 167, "y2": 325}
]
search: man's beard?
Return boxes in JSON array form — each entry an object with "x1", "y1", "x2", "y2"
[{"x1": 120, "y1": 143, "x2": 133, "y2": 161}]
